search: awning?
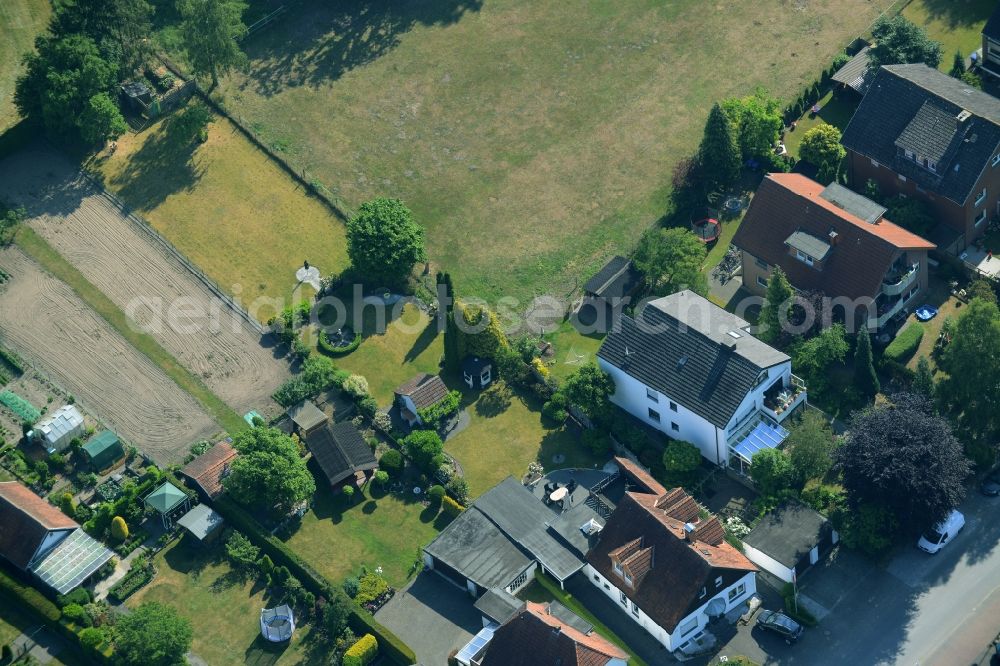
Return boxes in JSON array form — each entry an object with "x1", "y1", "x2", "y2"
[{"x1": 731, "y1": 418, "x2": 789, "y2": 463}]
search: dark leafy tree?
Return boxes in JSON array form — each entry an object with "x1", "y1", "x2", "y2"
[
  {"x1": 721, "y1": 87, "x2": 783, "y2": 161},
  {"x1": 949, "y1": 49, "x2": 966, "y2": 78},
  {"x1": 836, "y1": 393, "x2": 970, "y2": 536},
  {"x1": 402, "y1": 430, "x2": 444, "y2": 473},
  {"x1": 169, "y1": 101, "x2": 212, "y2": 146},
  {"x1": 790, "y1": 324, "x2": 849, "y2": 399},
  {"x1": 749, "y1": 447, "x2": 793, "y2": 498},
  {"x1": 757, "y1": 267, "x2": 793, "y2": 344},
  {"x1": 885, "y1": 196, "x2": 935, "y2": 236},
  {"x1": 224, "y1": 531, "x2": 260, "y2": 571},
  {"x1": 786, "y1": 410, "x2": 837, "y2": 485},
  {"x1": 113, "y1": 601, "x2": 193, "y2": 666},
  {"x1": 869, "y1": 15, "x2": 943, "y2": 69},
  {"x1": 79, "y1": 92, "x2": 128, "y2": 146},
  {"x1": 799, "y1": 124, "x2": 846, "y2": 177},
  {"x1": 177, "y1": 0, "x2": 248, "y2": 88},
  {"x1": 51, "y1": 0, "x2": 153, "y2": 78},
  {"x1": 966, "y1": 278, "x2": 997, "y2": 305},
  {"x1": 633, "y1": 227, "x2": 708, "y2": 297},
  {"x1": 561, "y1": 363, "x2": 615, "y2": 425},
  {"x1": 346, "y1": 198, "x2": 426, "y2": 286},
  {"x1": 912, "y1": 355, "x2": 935, "y2": 400},
  {"x1": 698, "y1": 102, "x2": 741, "y2": 191},
  {"x1": 853, "y1": 327, "x2": 880, "y2": 399},
  {"x1": 661, "y1": 440, "x2": 702, "y2": 487},
  {"x1": 321, "y1": 593, "x2": 351, "y2": 639},
  {"x1": 224, "y1": 426, "x2": 316, "y2": 512}
]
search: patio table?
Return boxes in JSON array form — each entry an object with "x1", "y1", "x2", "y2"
[{"x1": 550, "y1": 487, "x2": 568, "y2": 502}]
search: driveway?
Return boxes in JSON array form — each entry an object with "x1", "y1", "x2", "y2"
[{"x1": 375, "y1": 572, "x2": 482, "y2": 666}]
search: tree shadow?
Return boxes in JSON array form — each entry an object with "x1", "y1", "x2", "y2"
[
  {"x1": 361, "y1": 499, "x2": 378, "y2": 514},
  {"x1": 244, "y1": 634, "x2": 289, "y2": 666},
  {"x1": 909, "y1": 0, "x2": 996, "y2": 29},
  {"x1": 209, "y1": 567, "x2": 247, "y2": 593},
  {"x1": 101, "y1": 113, "x2": 206, "y2": 212},
  {"x1": 403, "y1": 319, "x2": 439, "y2": 363},
  {"x1": 239, "y1": 0, "x2": 484, "y2": 97},
  {"x1": 474, "y1": 384, "x2": 512, "y2": 418},
  {"x1": 419, "y1": 503, "x2": 439, "y2": 523}
]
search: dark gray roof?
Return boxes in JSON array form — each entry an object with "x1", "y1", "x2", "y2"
[
  {"x1": 842, "y1": 64, "x2": 1000, "y2": 205},
  {"x1": 546, "y1": 601, "x2": 593, "y2": 635},
  {"x1": 288, "y1": 400, "x2": 327, "y2": 432},
  {"x1": 831, "y1": 45, "x2": 875, "y2": 94},
  {"x1": 598, "y1": 291, "x2": 788, "y2": 429},
  {"x1": 424, "y1": 504, "x2": 534, "y2": 590},
  {"x1": 463, "y1": 356, "x2": 492, "y2": 373},
  {"x1": 744, "y1": 503, "x2": 831, "y2": 569},
  {"x1": 474, "y1": 588, "x2": 524, "y2": 625},
  {"x1": 785, "y1": 230, "x2": 832, "y2": 261},
  {"x1": 177, "y1": 504, "x2": 224, "y2": 540},
  {"x1": 584, "y1": 256, "x2": 638, "y2": 298},
  {"x1": 985, "y1": 5, "x2": 1000, "y2": 41},
  {"x1": 819, "y1": 182, "x2": 886, "y2": 223},
  {"x1": 306, "y1": 421, "x2": 377, "y2": 487}
]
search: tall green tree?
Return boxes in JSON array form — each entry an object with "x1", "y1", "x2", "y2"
[
  {"x1": 757, "y1": 267, "x2": 793, "y2": 345},
  {"x1": 790, "y1": 323, "x2": 849, "y2": 399},
  {"x1": 561, "y1": 363, "x2": 615, "y2": 425},
  {"x1": 750, "y1": 448, "x2": 793, "y2": 498},
  {"x1": 177, "y1": 0, "x2": 248, "y2": 88},
  {"x1": 346, "y1": 197, "x2": 426, "y2": 286},
  {"x1": 786, "y1": 410, "x2": 837, "y2": 485},
  {"x1": 457, "y1": 302, "x2": 509, "y2": 360},
  {"x1": 721, "y1": 87, "x2": 783, "y2": 161},
  {"x1": 869, "y1": 15, "x2": 943, "y2": 69},
  {"x1": 698, "y1": 102, "x2": 741, "y2": 191},
  {"x1": 15, "y1": 34, "x2": 123, "y2": 143},
  {"x1": 51, "y1": 0, "x2": 153, "y2": 78},
  {"x1": 633, "y1": 227, "x2": 708, "y2": 297},
  {"x1": 949, "y1": 49, "x2": 966, "y2": 78},
  {"x1": 799, "y1": 124, "x2": 846, "y2": 183},
  {"x1": 402, "y1": 430, "x2": 444, "y2": 473},
  {"x1": 912, "y1": 355, "x2": 935, "y2": 401},
  {"x1": 113, "y1": 602, "x2": 193, "y2": 666},
  {"x1": 662, "y1": 440, "x2": 702, "y2": 487},
  {"x1": 853, "y1": 327, "x2": 880, "y2": 399},
  {"x1": 79, "y1": 92, "x2": 128, "y2": 146},
  {"x1": 224, "y1": 425, "x2": 316, "y2": 512}
]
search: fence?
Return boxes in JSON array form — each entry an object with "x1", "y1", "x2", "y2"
[{"x1": 78, "y1": 171, "x2": 267, "y2": 334}]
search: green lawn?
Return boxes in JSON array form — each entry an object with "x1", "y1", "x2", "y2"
[
  {"x1": 0, "y1": 0, "x2": 51, "y2": 131},
  {"x1": 783, "y1": 90, "x2": 859, "y2": 161},
  {"x1": 90, "y1": 111, "x2": 349, "y2": 310},
  {"x1": 285, "y1": 483, "x2": 441, "y2": 589},
  {"x1": 213, "y1": 0, "x2": 892, "y2": 305},
  {"x1": 901, "y1": 0, "x2": 995, "y2": 66},
  {"x1": 542, "y1": 320, "x2": 605, "y2": 381},
  {"x1": 131, "y1": 538, "x2": 324, "y2": 666}
]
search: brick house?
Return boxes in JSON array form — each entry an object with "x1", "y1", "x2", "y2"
[
  {"x1": 841, "y1": 64, "x2": 1000, "y2": 255},
  {"x1": 734, "y1": 173, "x2": 935, "y2": 330}
]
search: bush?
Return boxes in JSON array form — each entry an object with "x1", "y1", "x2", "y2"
[
  {"x1": 226, "y1": 531, "x2": 261, "y2": 571},
  {"x1": 110, "y1": 516, "x2": 128, "y2": 542},
  {"x1": 357, "y1": 396, "x2": 379, "y2": 419},
  {"x1": 581, "y1": 429, "x2": 610, "y2": 455},
  {"x1": 343, "y1": 375, "x2": 370, "y2": 400},
  {"x1": 427, "y1": 485, "x2": 445, "y2": 506},
  {"x1": 78, "y1": 627, "x2": 104, "y2": 650},
  {"x1": 379, "y1": 450, "x2": 404, "y2": 477},
  {"x1": 0, "y1": 567, "x2": 61, "y2": 622},
  {"x1": 343, "y1": 485, "x2": 355, "y2": 500},
  {"x1": 884, "y1": 323, "x2": 924, "y2": 363},
  {"x1": 343, "y1": 633, "x2": 379, "y2": 666},
  {"x1": 442, "y1": 495, "x2": 464, "y2": 518},
  {"x1": 318, "y1": 329, "x2": 362, "y2": 357},
  {"x1": 61, "y1": 603, "x2": 92, "y2": 627},
  {"x1": 343, "y1": 576, "x2": 360, "y2": 598},
  {"x1": 373, "y1": 470, "x2": 390, "y2": 486},
  {"x1": 355, "y1": 573, "x2": 390, "y2": 606},
  {"x1": 56, "y1": 587, "x2": 91, "y2": 609},
  {"x1": 108, "y1": 562, "x2": 154, "y2": 602},
  {"x1": 417, "y1": 390, "x2": 462, "y2": 429},
  {"x1": 662, "y1": 440, "x2": 702, "y2": 487},
  {"x1": 446, "y1": 476, "x2": 470, "y2": 505},
  {"x1": 541, "y1": 393, "x2": 569, "y2": 423}
]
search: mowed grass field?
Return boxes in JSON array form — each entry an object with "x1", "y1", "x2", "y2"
[
  {"x1": 91, "y1": 112, "x2": 349, "y2": 312},
  {"x1": 218, "y1": 0, "x2": 893, "y2": 304},
  {"x1": 0, "y1": 0, "x2": 50, "y2": 131},
  {"x1": 901, "y1": 0, "x2": 996, "y2": 66}
]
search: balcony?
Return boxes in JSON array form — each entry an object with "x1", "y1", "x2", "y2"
[
  {"x1": 881, "y1": 263, "x2": 919, "y2": 297},
  {"x1": 868, "y1": 294, "x2": 908, "y2": 329},
  {"x1": 762, "y1": 375, "x2": 808, "y2": 423}
]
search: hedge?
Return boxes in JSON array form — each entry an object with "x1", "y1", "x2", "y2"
[
  {"x1": 317, "y1": 330, "x2": 362, "y2": 357},
  {"x1": 0, "y1": 346, "x2": 25, "y2": 376},
  {"x1": 213, "y1": 496, "x2": 416, "y2": 665},
  {"x1": 781, "y1": 584, "x2": 818, "y2": 627},
  {"x1": 343, "y1": 633, "x2": 378, "y2": 666},
  {"x1": 442, "y1": 496, "x2": 464, "y2": 518},
  {"x1": 0, "y1": 567, "x2": 61, "y2": 622},
  {"x1": 884, "y1": 323, "x2": 924, "y2": 363}
]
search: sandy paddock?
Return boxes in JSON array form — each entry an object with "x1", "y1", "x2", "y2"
[
  {"x1": 0, "y1": 146, "x2": 290, "y2": 415},
  {"x1": 0, "y1": 247, "x2": 218, "y2": 464}
]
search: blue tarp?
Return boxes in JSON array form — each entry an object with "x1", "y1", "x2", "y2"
[{"x1": 732, "y1": 419, "x2": 789, "y2": 462}]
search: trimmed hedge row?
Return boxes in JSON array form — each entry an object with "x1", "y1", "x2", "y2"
[
  {"x1": 0, "y1": 346, "x2": 25, "y2": 376},
  {"x1": 317, "y1": 330, "x2": 361, "y2": 357},
  {"x1": 0, "y1": 567, "x2": 61, "y2": 622},
  {"x1": 442, "y1": 496, "x2": 464, "y2": 518},
  {"x1": 213, "y1": 496, "x2": 416, "y2": 665},
  {"x1": 343, "y1": 633, "x2": 378, "y2": 666},
  {"x1": 884, "y1": 323, "x2": 924, "y2": 363}
]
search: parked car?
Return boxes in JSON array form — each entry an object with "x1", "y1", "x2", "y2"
[
  {"x1": 756, "y1": 610, "x2": 804, "y2": 644},
  {"x1": 981, "y1": 471, "x2": 1000, "y2": 497},
  {"x1": 917, "y1": 509, "x2": 965, "y2": 554}
]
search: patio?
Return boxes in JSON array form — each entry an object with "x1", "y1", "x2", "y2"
[{"x1": 961, "y1": 246, "x2": 1000, "y2": 279}]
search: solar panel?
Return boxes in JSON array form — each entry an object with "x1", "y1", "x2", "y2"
[{"x1": 31, "y1": 530, "x2": 114, "y2": 594}]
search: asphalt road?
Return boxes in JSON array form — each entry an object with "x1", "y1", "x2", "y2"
[{"x1": 712, "y1": 489, "x2": 1000, "y2": 665}]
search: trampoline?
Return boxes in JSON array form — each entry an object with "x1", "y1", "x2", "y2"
[
  {"x1": 260, "y1": 605, "x2": 295, "y2": 642},
  {"x1": 690, "y1": 207, "x2": 722, "y2": 243},
  {"x1": 915, "y1": 305, "x2": 938, "y2": 321}
]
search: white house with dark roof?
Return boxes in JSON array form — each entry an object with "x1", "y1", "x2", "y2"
[{"x1": 597, "y1": 291, "x2": 807, "y2": 472}]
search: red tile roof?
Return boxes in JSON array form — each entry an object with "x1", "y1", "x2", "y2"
[
  {"x1": 733, "y1": 173, "x2": 935, "y2": 300},
  {"x1": 0, "y1": 482, "x2": 77, "y2": 570},
  {"x1": 481, "y1": 601, "x2": 628, "y2": 666},
  {"x1": 393, "y1": 373, "x2": 449, "y2": 410},
  {"x1": 180, "y1": 441, "x2": 237, "y2": 499},
  {"x1": 613, "y1": 456, "x2": 667, "y2": 496}
]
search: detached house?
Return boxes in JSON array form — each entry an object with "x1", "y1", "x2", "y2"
[
  {"x1": 584, "y1": 487, "x2": 757, "y2": 652},
  {"x1": 981, "y1": 5, "x2": 1000, "y2": 80},
  {"x1": 734, "y1": 173, "x2": 935, "y2": 330},
  {"x1": 598, "y1": 291, "x2": 806, "y2": 473},
  {"x1": 842, "y1": 64, "x2": 1000, "y2": 254}
]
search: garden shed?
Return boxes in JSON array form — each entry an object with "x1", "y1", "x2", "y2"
[
  {"x1": 82, "y1": 431, "x2": 124, "y2": 471},
  {"x1": 742, "y1": 502, "x2": 838, "y2": 583},
  {"x1": 288, "y1": 399, "x2": 328, "y2": 437},
  {"x1": 306, "y1": 421, "x2": 377, "y2": 488},
  {"x1": 144, "y1": 481, "x2": 191, "y2": 529},
  {"x1": 177, "y1": 503, "x2": 224, "y2": 545},
  {"x1": 462, "y1": 355, "x2": 493, "y2": 390}
]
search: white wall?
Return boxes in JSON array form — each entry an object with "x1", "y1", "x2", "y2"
[{"x1": 742, "y1": 543, "x2": 794, "y2": 583}]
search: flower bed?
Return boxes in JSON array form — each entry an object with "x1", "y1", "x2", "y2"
[
  {"x1": 360, "y1": 588, "x2": 394, "y2": 614},
  {"x1": 108, "y1": 563, "x2": 154, "y2": 602}
]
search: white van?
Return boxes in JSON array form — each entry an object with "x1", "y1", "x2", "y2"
[{"x1": 917, "y1": 509, "x2": 965, "y2": 554}]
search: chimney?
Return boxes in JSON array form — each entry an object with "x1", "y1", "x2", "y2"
[
  {"x1": 957, "y1": 109, "x2": 972, "y2": 123},
  {"x1": 829, "y1": 229, "x2": 840, "y2": 245}
]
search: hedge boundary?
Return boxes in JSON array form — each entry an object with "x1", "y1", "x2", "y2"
[
  {"x1": 316, "y1": 330, "x2": 362, "y2": 357},
  {"x1": 884, "y1": 323, "x2": 924, "y2": 363},
  {"x1": 213, "y1": 496, "x2": 416, "y2": 665}
]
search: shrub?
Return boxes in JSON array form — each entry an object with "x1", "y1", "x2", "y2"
[
  {"x1": 342, "y1": 485, "x2": 356, "y2": 500},
  {"x1": 379, "y1": 450, "x2": 404, "y2": 477},
  {"x1": 56, "y1": 587, "x2": 91, "y2": 609},
  {"x1": 108, "y1": 562, "x2": 154, "y2": 602},
  {"x1": 446, "y1": 476, "x2": 469, "y2": 505},
  {"x1": 541, "y1": 392, "x2": 569, "y2": 423},
  {"x1": 0, "y1": 567, "x2": 61, "y2": 622},
  {"x1": 581, "y1": 429, "x2": 610, "y2": 455},
  {"x1": 343, "y1": 576, "x2": 360, "y2": 598},
  {"x1": 417, "y1": 390, "x2": 462, "y2": 429},
  {"x1": 355, "y1": 573, "x2": 390, "y2": 606},
  {"x1": 373, "y1": 470, "x2": 390, "y2": 486},
  {"x1": 884, "y1": 323, "x2": 924, "y2": 363},
  {"x1": 61, "y1": 603, "x2": 92, "y2": 627},
  {"x1": 110, "y1": 516, "x2": 129, "y2": 542},
  {"x1": 343, "y1": 633, "x2": 379, "y2": 666},
  {"x1": 662, "y1": 440, "x2": 702, "y2": 486},
  {"x1": 226, "y1": 531, "x2": 261, "y2": 571},
  {"x1": 442, "y1": 495, "x2": 464, "y2": 518},
  {"x1": 403, "y1": 430, "x2": 444, "y2": 473},
  {"x1": 357, "y1": 396, "x2": 379, "y2": 419},
  {"x1": 318, "y1": 329, "x2": 362, "y2": 357},
  {"x1": 78, "y1": 627, "x2": 104, "y2": 650},
  {"x1": 427, "y1": 485, "x2": 445, "y2": 506},
  {"x1": 343, "y1": 375, "x2": 370, "y2": 400}
]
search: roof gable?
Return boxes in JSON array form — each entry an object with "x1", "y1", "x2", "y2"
[
  {"x1": 0, "y1": 482, "x2": 78, "y2": 570},
  {"x1": 181, "y1": 441, "x2": 238, "y2": 499},
  {"x1": 394, "y1": 373, "x2": 449, "y2": 410}
]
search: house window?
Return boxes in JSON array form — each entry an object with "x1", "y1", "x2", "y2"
[
  {"x1": 928, "y1": 160, "x2": 937, "y2": 173},
  {"x1": 678, "y1": 617, "x2": 699, "y2": 637},
  {"x1": 870, "y1": 158, "x2": 880, "y2": 168},
  {"x1": 648, "y1": 408, "x2": 660, "y2": 423},
  {"x1": 975, "y1": 209, "x2": 988, "y2": 226},
  {"x1": 669, "y1": 401, "x2": 678, "y2": 412},
  {"x1": 646, "y1": 388, "x2": 658, "y2": 403},
  {"x1": 898, "y1": 174, "x2": 907, "y2": 182},
  {"x1": 671, "y1": 422, "x2": 680, "y2": 432},
  {"x1": 620, "y1": 591, "x2": 627, "y2": 605},
  {"x1": 623, "y1": 572, "x2": 633, "y2": 587},
  {"x1": 756, "y1": 275, "x2": 768, "y2": 288},
  {"x1": 715, "y1": 576, "x2": 723, "y2": 588},
  {"x1": 796, "y1": 250, "x2": 814, "y2": 267},
  {"x1": 976, "y1": 187, "x2": 987, "y2": 207},
  {"x1": 754, "y1": 257, "x2": 768, "y2": 269},
  {"x1": 728, "y1": 582, "x2": 747, "y2": 602},
  {"x1": 613, "y1": 561, "x2": 623, "y2": 575},
  {"x1": 593, "y1": 574, "x2": 600, "y2": 582},
  {"x1": 631, "y1": 601, "x2": 640, "y2": 617},
  {"x1": 992, "y1": 154, "x2": 1000, "y2": 167},
  {"x1": 904, "y1": 149, "x2": 914, "y2": 160}
]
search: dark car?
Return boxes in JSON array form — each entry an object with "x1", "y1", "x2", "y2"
[
  {"x1": 756, "y1": 610, "x2": 804, "y2": 644},
  {"x1": 981, "y1": 472, "x2": 1000, "y2": 497}
]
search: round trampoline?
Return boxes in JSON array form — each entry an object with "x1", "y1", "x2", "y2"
[
  {"x1": 260, "y1": 605, "x2": 295, "y2": 642},
  {"x1": 691, "y1": 207, "x2": 721, "y2": 243}
]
